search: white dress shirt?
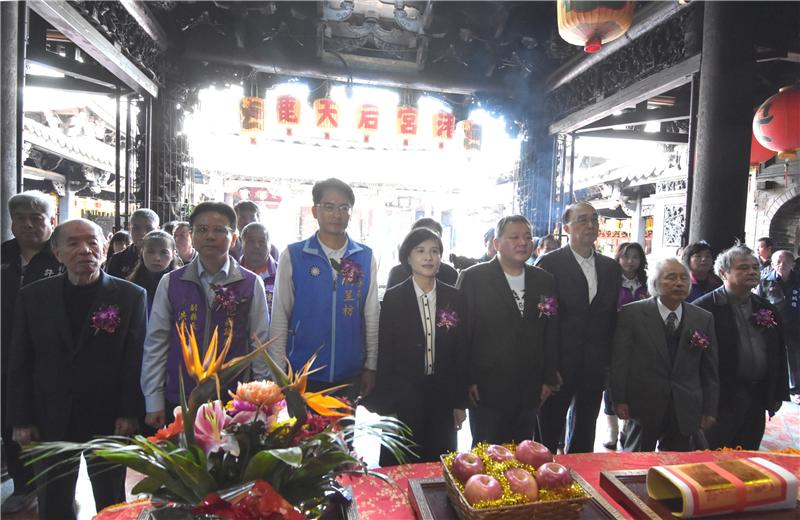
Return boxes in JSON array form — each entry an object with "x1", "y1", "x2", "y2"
[
  {"x1": 412, "y1": 278, "x2": 437, "y2": 375},
  {"x1": 570, "y1": 246, "x2": 598, "y2": 303},
  {"x1": 656, "y1": 297, "x2": 683, "y2": 326}
]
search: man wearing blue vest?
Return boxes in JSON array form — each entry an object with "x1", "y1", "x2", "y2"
[{"x1": 270, "y1": 178, "x2": 379, "y2": 401}]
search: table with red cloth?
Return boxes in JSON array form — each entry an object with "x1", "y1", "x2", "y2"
[{"x1": 95, "y1": 450, "x2": 800, "y2": 520}]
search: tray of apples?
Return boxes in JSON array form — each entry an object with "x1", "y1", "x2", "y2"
[{"x1": 441, "y1": 441, "x2": 590, "y2": 520}]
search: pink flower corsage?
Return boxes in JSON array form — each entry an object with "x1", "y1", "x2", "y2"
[
  {"x1": 436, "y1": 308, "x2": 460, "y2": 330},
  {"x1": 689, "y1": 330, "x2": 710, "y2": 350},
  {"x1": 538, "y1": 295, "x2": 558, "y2": 318},
  {"x1": 752, "y1": 308, "x2": 778, "y2": 329},
  {"x1": 339, "y1": 259, "x2": 362, "y2": 285},
  {"x1": 91, "y1": 305, "x2": 121, "y2": 334}
]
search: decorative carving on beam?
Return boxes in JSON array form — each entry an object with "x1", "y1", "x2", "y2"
[
  {"x1": 69, "y1": 1, "x2": 164, "y2": 87},
  {"x1": 663, "y1": 204, "x2": 685, "y2": 246},
  {"x1": 546, "y1": 7, "x2": 693, "y2": 124}
]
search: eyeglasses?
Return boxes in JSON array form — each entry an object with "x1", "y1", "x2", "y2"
[
  {"x1": 192, "y1": 225, "x2": 232, "y2": 236},
  {"x1": 317, "y1": 203, "x2": 353, "y2": 215}
]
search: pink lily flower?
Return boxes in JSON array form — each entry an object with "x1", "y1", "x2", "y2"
[{"x1": 194, "y1": 401, "x2": 239, "y2": 457}]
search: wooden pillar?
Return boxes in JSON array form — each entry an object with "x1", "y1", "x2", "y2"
[{"x1": 689, "y1": 2, "x2": 756, "y2": 250}]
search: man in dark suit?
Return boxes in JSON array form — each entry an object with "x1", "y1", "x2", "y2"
[
  {"x1": 8, "y1": 219, "x2": 146, "y2": 520},
  {"x1": 386, "y1": 218, "x2": 458, "y2": 289},
  {"x1": 611, "y1": 258, "x2": 719, "y2": 451},
  {"x1": 535, "y1": 202, "x2": 621, "y2": 453},
  {"x1": 695, "y1": 245, "x2": 789, "y2": 450},
  {"x1": 457, "y1": 215, "x2": 559, "y2": 445},
  {"x1": 0, "y1": 191, "x2": 63, "y2": 514}
]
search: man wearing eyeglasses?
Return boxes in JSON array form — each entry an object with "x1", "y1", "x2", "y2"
[
  {"x1": 141, "y1": 202, "x2": 270, "y2": 429},
  {"x1": 270, "y1": 178, "x2": 379, "y2": 403},
  {"x1": 535, "y1": 202, "x2": 622, "y2": 453}
]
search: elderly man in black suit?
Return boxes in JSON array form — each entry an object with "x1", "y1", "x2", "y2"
[
  {"x1": 457, "y1": 215, "x2": 559, "y2": 445},
  {"x1": 611, "y1": 258, "x2": 719, "y2": 452},
  {"x1": 695, "y1": 244, "x2": 789, "y2": 450},
  {"x1": 8, "y1": 218, "x2": 147, "y2": 520},
  {"x1": 535, "y1": 202, "x2": 621, "y2": 453}
]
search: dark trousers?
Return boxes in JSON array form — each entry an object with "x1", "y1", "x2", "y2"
[
  {"x1": 707, "y1": 383, "x2": 767, "y2": 450},
  {"x1": 787, "y1": 337, "x2": 800, "y2": 392},
  {"x1": 1, "y1": 372, "x2": 34, "y2": 495},
  {"x1": 623, "y1": 399, "x2": 693, "y2": 452},
  {"x1": 538, "y1": 379, "x2": 603, "y2": 454},
  {"x1": 379, "y1": 376, "x2": 456, "y2": 466},
  {"x1": 35, "y1": 451, "x2": 125, "y2": 520},
  {"x1": 469, "y1": 404, "x2": 537, "y2": 446}
]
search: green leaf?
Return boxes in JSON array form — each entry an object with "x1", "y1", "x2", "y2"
[
  {"x1": 241, "y1": 447, "x2": 303, "y2": 483},
  {"x1": 132, "y1": 475, "x2": 165, "y2": 494}
]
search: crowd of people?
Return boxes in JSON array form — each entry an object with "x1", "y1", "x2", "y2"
[{"x1": 1, "y1": 178, "x2": 798, "y2": 517}]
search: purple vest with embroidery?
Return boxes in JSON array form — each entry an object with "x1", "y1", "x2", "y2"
[{"x1": 165, "y1": 263, "x2": 256, "y2": 404}]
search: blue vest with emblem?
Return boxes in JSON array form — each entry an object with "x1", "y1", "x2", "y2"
[{"x1": 288, "y1": 234, "x2": 372, "y2": 383}]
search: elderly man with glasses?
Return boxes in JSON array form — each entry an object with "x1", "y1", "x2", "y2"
[
  {"x1": 141, "y1": 202, "x2": 270, "y2": 429},
  {"x1": 270, "y1": 178, "x2": 379, "y2": 403}
]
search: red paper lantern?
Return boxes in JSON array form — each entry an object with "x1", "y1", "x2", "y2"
[
  {"x1": 457, "y1": 120, "x2": 482, "y2": 152},
  {"x1": 557, "y1": 0, "x2": 635, "y2": 53},
  {"x1": 396, "y1": 106, "x2": 418, "y2": 146},
  {"x1": 239, "y1": 97, "x2": 265, "y2": 137},
  {"x1": 749, "y1": 132, "x2": 776, "y2": 167},
  {"x1": 276, "y1": 95, "x2": 301, "y2": 137},
  {"x1": 313, "y1": 98, "x2": 339, "y2": 140},
  {"x1": 753, "y1": 84, "x2": 800, "y2": 159},
  {"x1": 432, "y1": 111, "x2": 455, "y2": 149},
  {"x1": 357, "y1": 104, "x2": 380, "y2": 144}
]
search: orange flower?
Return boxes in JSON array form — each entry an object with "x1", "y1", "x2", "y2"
[
  {"x1": 289, "y1": 353, "x2": 352, "y2": 417},
  {"x1": 176, "y1": 320, "x2": 233, "y2": 383},
  {"x1": 230, "y1": 380, "x2": 284, "y2": 407},
  {"x1": 147, "y1": 407, "x2": 184, "y2": 443}
]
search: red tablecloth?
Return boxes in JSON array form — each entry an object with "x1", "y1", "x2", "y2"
[{"x1": 96, "y1": 450, "x2": 800, "y2": 520}]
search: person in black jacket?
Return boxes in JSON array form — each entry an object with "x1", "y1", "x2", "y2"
[
  {"x1": 385, "y1": 218, "x2": 458, "y2": 289},
  {"x1": 105, "y1": 208, "x2": 159, "y2": 278},
  {"x1": 371, "y1": 227, "x2": 468, "y2": 464},
  {"x1": 694, "y1": 244, "x2": 789, "y2": 450},
  {"x1": 8, "y1": 219, "x2": 146, "y2": 520},
  {"x1": 0, "y1": 191, "x2": 63, "y2": 514}
]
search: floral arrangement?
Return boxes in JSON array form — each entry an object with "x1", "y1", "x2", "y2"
[
  {"x1": 212, "y1": 284, "x2": 248, "y2": 314},
  {"x1": 90, "y1": 304, "x2": 121, "y2": 334},
  {"x1": 330, "y1": 258, "x2": 362, "y2": 285},
  {"x1": 689, "y1": 330, "x2": 711, "y2": 350},
  {"x1": 436, "y1": 308, "x2": 460, "y2": 330},
  {"x1": 752, "y1": 308, "x2": 778, "y2": 329},
  {"x1": 537, "y1": 296, "x2": 558, "y2": 318},
  {"x1": 26, "y1": 321, "x2": 413, "y2": 519}
]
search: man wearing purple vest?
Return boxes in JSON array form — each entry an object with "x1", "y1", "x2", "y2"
[
  {"x1": 270, "y1": 178, "x2": 379, "y2": 402},
  {"x1": 141, "y1": 202, "x2": 270, "y2": 429}
]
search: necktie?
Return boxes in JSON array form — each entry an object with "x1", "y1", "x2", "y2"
[{"x1": 666, "y1": 312, "x2": 678, "y2": 334}]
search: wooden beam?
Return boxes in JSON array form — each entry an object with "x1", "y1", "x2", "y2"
[
  {"x1": 576, "y1": 104, "x2": 689, "y2": 133},
  {"x1": 119, "y1": 0, "x2": 168, "y2": 51},
  {"x1": 577, "y1": 129, "x2": 689, "y2": 144},
  {"x1": 29, "y1": 1, "x2": 158, "y2": 97},
  {"x1": 548, "y1": 54, "x2": 700, "y2": 135},
  {"x1": 25, "y1": 74, "x2": 120, "y2": 94},
  {"x1": 27, "y1": 49, "x2": 119, "y2": 88}
]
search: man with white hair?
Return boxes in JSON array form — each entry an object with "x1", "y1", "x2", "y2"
[
  {"x1": 106, "y1": 207, "x2": 159, "y2": 278},
  {"x1": 8, "y1": 219, "x2": 146, "y2": 519},
  {"x1": 0, "y1": 191, "x2": 63, "y2": 513},
  {"x1": 611, "y1": 258, "x2": 718, "y2": 451},
  {"x1": 758, "y1": 250, "x2": 800, "y2": 404},
  {"x1": 695, "y1": 245, "x2": 789, "y2": 449}
]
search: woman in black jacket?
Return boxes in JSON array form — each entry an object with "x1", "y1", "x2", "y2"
[{"x1": 371, "y1": 226, "x2": 469, "y2": 465}]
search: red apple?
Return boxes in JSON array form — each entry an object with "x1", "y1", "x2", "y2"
[
  {"x1": 505, "y1": 468, "x2": 539, "y2": 501},
  {"x1": 451, "y1": 452, "x2": 486, "y2": 484},
  {"x1": 515, "y1": 440, "x2": 553, "y2": 468},
  {"x1": 485, "y1": 444, "x2": 515, "y2": 463},
  {"x1": 535, "y1": 462, "x2": 573, "y2": 489},
  {"x1": 463, "y1": 474, "x2": 503, "y2": 505}
]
